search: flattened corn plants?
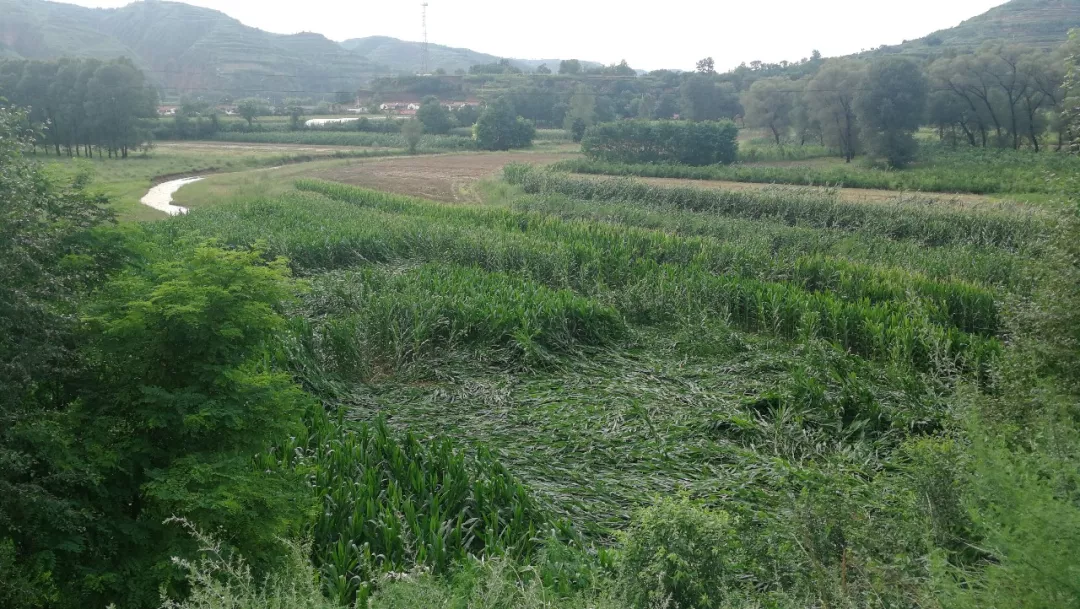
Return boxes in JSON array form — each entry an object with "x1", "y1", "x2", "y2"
[{"x1": 262, "y1": 409, "x2": 570, "y2": 605}]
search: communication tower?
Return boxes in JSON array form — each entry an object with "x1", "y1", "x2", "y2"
[{"x1": 421, "y1": 3, "x2": 430, "y2": 75}]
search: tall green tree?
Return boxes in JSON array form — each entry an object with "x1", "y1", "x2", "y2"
[
  {"x1": 856, "y1": 57, "x2": 927, "y2": 167},
  {"x1": 680, "y1": 75, "x2": 741, "y2": 121},
  {"x1": 235, "y1": 98, "x2": 267, "y2": 128},
  {"x1": 403, "y1": 117, "x2": 424, "y2": 154},
  {"x1": 559, "y1": 59, "x2": 582, "y2": 75},
  {"x1": 741, "y1": 77, "x2": 796, "y2": 145},
  {"x1": 0, "y1": 105, "x2": 118, "y2": 608},
  {"x1": 416, "y1": 95, "x2": 451, "y2": 135},
  {"x1": 474, "y1": 97, "x2": 535, "y2": 151},
  {"x1": 84, "y1": 58, "x2": 157, "y2": 158},
  {"x1": 564, "y1": 84, "x2": 596, "y2": 130},
  {"x1": 806, "y1": 59, "x2": 865, "y2": 162},
  {"x1": 68, "y1": 243, "x2": 312, "y2": 607}
]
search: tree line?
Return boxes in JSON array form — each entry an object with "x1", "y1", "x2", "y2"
[
  {"x1": 0, "y1": 57, "x2": 158, "y2": 158},
  {"x1": 375, "y1": 41, "x2": 1075, "y2": 166},
  {"x1": 738, "y1": 42, "x2": 1075, "y2": 164}
]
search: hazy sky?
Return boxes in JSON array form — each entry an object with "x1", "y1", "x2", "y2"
[{"x1": 60, "y1": 0, "x2": 1010, "y2": 71}]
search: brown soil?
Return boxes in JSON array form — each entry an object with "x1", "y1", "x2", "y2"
[
  {"x1": 310, "y1": 151, "x2": 576, "y2": 201},
  {"x1": 289, "y1": 148, "x2": 1036, "y2": 215}
]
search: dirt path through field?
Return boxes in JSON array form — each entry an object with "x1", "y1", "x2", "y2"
[
  {"x1": 309, "y1": 152, "x2": 576, "y2": 201},
  {"x1": 307, "y1": 150, "x2": 1039, "y2": 214}
]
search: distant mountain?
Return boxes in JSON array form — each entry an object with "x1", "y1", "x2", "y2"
[
  {"x1": 340, "y1": 35, "x2": 596, "y2": 75},
  {"x1": 871, "y1": 0, "x2": 1080, "y2": 57},
  {"x1": 4, "y1": 0, "x2": 1075, "y2": 99},
  {"x1": 0, "y1": 0, "x2": 600, "y2": 97},
  {"x1": 0, "y1": 0, "x2": 379, "y2": 96}
]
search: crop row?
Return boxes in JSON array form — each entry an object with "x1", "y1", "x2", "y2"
[
  {"x1": 159, "y1": 189, "x2": 999, "y2": 372},
  {"x1": 556, "y1": 144, "x2": 1080, "y2": 195},
  {"x1": 298, "y1": 180, "x2": 1002, "y2": 336},
  {"x1": 262, "y1": 408, "x2": 562, "y2": 605},
  {"x1": 505, "y1": 194, "x2": 1029, "y2": 292},
  {"x1": 209, "y1": 130, "x2": 477, "y2": 151},
  {"x1": 505, "y1": 165, "x2": 1048, "y2": 251},
  {"x1": 293, "y1": 263, "x2": 625, "y2": 378}
]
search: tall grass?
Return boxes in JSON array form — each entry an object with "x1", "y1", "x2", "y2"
[
  {"x1": 504, "y1": 165, "x2": 1049, "y2": 251},
  {"x1": 261, "y1": 409, "x2": 566, "y2": 606},
  {"x1": 298, "y1": 180, "x2": 1003, "y2": 336},
  {"x1": 503, "y1": 192, "x2": 1030, "y2": 292},
  {"x1": 156, "y1": 188, "x2": 1000, "y2": 372},
  {"x1": 737, "y1": 143, "x2": 834, "y2": 163},
  {"x1": 555, "y1": 144, "x2": 1080, "y2": 195},
  {"x1": 292, "y1": 264, "x2": 625, "y2": 378}
]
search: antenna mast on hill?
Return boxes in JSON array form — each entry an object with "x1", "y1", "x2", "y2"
[{"x1": 421, "y1": 2, "x2": 430, "y2": 74}]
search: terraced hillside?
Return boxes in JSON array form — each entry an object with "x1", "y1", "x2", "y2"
[
  {"x1": 877, "y1": 0, "x2": 1080, "y2": 56},
  {"x1": 340, "y1": 36, "x2": 589, "y2": 75}
]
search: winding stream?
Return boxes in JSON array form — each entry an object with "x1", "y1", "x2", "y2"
[{"x1": 140, "y1": 177, "x2": 203, "y2": 215}]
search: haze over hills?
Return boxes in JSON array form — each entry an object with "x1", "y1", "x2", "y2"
[
  {"x1": 870, "y1": 0, "x2": 1080, "y2": 56},
  {"x1": 0, "y1": 0, "x2": 599, "y2": 96},
  {"x1": 1, "y1": 0, "x2": 1078, "y2": 98},
  {"x1": 340, "y1": 36, "x2": 595, "y2": 76}
]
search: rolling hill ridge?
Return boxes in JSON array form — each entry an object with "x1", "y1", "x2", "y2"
[{"x1": 1, "y1": 0, "x2": 1078, "y2": 97}]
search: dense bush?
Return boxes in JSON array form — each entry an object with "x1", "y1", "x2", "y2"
[
  {"x1": 581, "y1": 120, "x2": 739, "y2": 166},
  {"x1": 475, "y1": 98, "x2": 536, "y2": 151},
  {"x1": 617, "y1": 497, "x2": 741, "y2": 609}
]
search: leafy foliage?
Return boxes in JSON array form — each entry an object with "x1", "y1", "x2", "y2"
[
  {"x1": 581, "y1": 120, "x2": 739, "y2": 166},
  {"x1": 417, "y1": 96, "x2": 452, "y2": 135},
  {"x1": 617, "y1": 497, "x2": 741, "y2": 609},
  {"x1": 856, "y1": 57, "x2": 928, "y2": 167},
  {"x1": 474, "y1": 98, "x2": 536, "y2": 151}
]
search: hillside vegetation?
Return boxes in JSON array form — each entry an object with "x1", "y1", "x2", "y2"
[
  {"x1": 0, "y1": 0, "x2": 592, "y2": 95},
  {"x1": 340, "y1": 36, "x2": 588, "y2": 75},
  {"x1": 876, "y1": 0, "x2": 1080, "y2": 56},
  {"x1": 0, "y1": 0, "x2": 377, "y2": 94}
]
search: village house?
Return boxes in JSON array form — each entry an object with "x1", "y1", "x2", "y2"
[{"x1": 377, "y1": 97, "x2": 482, "y2": 115}]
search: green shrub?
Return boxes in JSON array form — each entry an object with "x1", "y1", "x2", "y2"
[
  {"x1": 475, "y1": 98, "x2": 536, "y2": 151},
  {"x1": 160, "y1": 522, "x2": 336, "y2": 609},
  {"x1": 617, "y1": 497, "x2": 742, "y2": 609},
  {"x1": 371, "y1": 557, "x2": 619, "y2": 609},
  {"x1": 582, "y1": 120, "x2": 739, "y2": 166}
]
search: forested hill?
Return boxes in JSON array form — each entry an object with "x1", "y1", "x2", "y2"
[
  {"x1": 0, "y1": 0, "x2": 594, "y2": 96},
  {"x1": 340, "y1": 36, "x2": 589, "y2": 75},
  {"x1": 3, "y1": 0, "x2": 1079, "y2": 97},
  {"x1": 873, "y1": 0, "x2": 1080, "y2": 57},
  {"x1": 0, "y1": 0, "x2": 379, "y2": 95}
]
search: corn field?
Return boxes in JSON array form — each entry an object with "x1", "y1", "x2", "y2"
[
  {"x1": 149, "y1": 158, "x2": 1044, "y2": 603},
  {"x1": 555, "y1": 142, "x2": 1080, "y2": 195}
]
